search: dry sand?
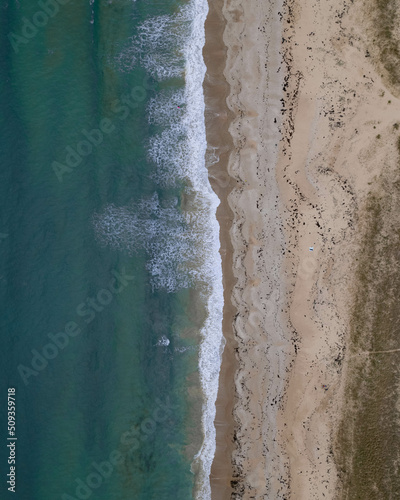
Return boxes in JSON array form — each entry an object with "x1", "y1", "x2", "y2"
[{"x1": 206, "y1": 0, "x2": 400, "y2": 497}]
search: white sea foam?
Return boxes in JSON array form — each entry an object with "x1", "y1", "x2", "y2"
[
  {"x1": 114, "y1": 9, "x2": 191, "y2": 78},
  {"x1": 147, "y1": 0, "x2": 224, "y2": 494},
  {"x1": 159, "y1": 0, "x2": 224, "y2": 496},
  {"x1": 136, "y1": 10, "x2": 191, "y2": 80},
  {"x1": 147, "y1": 89, "x2": 186, "y2": 126},
  {"x1": 148, "y1": 126, "x2": 190, "y2": 187},
  {"x1": 113, "y1": 38, "x2": 137, "y2": 73},
  {"x1": 95, "y1": 0, "x2": 224, "y2": 496},
  {"x1": 156, "y1": 335, "x2": 170, "y2": 347},
  {"x1": 93, "y1": 195, "x2": 199, "y2": 292}
]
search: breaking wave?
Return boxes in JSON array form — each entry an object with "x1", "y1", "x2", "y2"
[{"x1": 95, "y1": 0, "x2": 224, "y2": 497}]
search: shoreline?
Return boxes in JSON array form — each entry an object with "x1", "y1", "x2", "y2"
[
  {"x1": 204, "y1": 0, "x2": 290, "y2": 497},
  {"x1": 202, "y1": 0, "x2": 237, "y2": 496}
]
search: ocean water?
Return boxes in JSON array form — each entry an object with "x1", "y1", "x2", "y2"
[{"x1": 0, "y1": 1, "x2": 223, "y2": 499}]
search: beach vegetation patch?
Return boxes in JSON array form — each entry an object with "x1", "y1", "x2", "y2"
[
  {"x1": 366, "y1": 0, "x2": 400, "y2": 93},
  {"x1": 335, "y1": 161, "x2": 400, "y2": 498}
]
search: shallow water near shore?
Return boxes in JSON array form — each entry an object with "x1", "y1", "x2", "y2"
[{"x1": 0, "y1": 0, "x2": 223, "y2": 498}]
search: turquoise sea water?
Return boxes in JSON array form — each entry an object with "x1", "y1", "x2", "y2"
[{"x1": 0, "y1": 1, "x2": 223, "y2": 498}]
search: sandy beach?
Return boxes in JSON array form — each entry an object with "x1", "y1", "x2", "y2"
[{"x1": 206, "y1": 0, "x2": 400, "y2": 497}]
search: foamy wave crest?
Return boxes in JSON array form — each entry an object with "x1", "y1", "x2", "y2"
[
  {"x1": 113, "y1": 9, "x2": 190, "y2": 77},
  {"x1": 104, "y1": 0, "x2": 224, "y2": 494},
  {"x1": 145, "y1": 0, "x2": 224, "y2": 495},
  {"x1": 92, "y1": 205, "x2": 141, "y2": 248},
  {"x1": 116, "y1": 11, "x2": 191, "y2": 80},
  {"x1": 93, "y1": 193, "x2": 212, "y2": 292},
  {"x1": 148, "y1": 125, "x2": 190, "y2": 186},
  {"x1": 137, "y1": 11, "x2": 191, "y2": 80},
  {"x1": 155, "y1": 335, "x2": 170, "y2": 347},
  {"x1": 181, "y1": 0, "x2": 225, "y2": 497},
  {"x1": 113, "y1": 39, "x2": 137, "y2": 73},
  {"x1": 143, "y1": 0, "x2": 225, "y2": 496},
  {"x1": 147, "y1": 89, "x2": 186, "y2": 126}
]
